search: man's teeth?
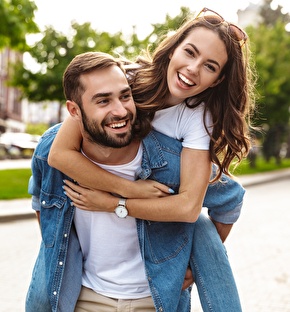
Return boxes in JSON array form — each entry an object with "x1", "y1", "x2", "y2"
[
  {"x1": 179, "y1": 73, "x2": 194, "y2": 86},
  {"x1": 110, "y1": 121, "x2": 126, "y2": 128}
]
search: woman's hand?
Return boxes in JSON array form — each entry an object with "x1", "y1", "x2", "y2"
[
  {"x1": 63, "y1": 179, "x2": 116, "y2": 212},
  {"x1": 130, "y1": 179, "x2": 175, "y2": 198}
]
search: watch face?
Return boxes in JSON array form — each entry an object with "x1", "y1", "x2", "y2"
[{"x1": 115, "y1": 206, "x2": 128, "y2": 218}]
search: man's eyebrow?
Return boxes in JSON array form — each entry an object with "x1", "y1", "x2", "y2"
[
  {"x1": 187, "y1": 43, "x2": 221, "y2": 69},
  {"x1": 120, "y1": 86, "x2": 132, "y2": 94},
  {"x1": 91, "y1": 87, "x2": 131, "y2": 101}
]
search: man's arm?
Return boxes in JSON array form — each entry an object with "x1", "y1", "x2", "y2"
[
  {"x1": 210, "y1": 218, "x2": 233, "y2": 243},
  {"x1": 36, "y1": 211, "x2": 40, "y2": 225}
]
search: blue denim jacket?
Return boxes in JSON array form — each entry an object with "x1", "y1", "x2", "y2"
[{"x1": 26, "y1": 123, "x2": 244, "y2": 312}]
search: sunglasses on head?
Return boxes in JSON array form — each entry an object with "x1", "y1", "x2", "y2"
[{"x1": 195, "y1": 7, "x2": 248, "y2": 47}]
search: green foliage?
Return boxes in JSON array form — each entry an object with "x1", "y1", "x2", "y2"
[
  {"x1": 0, "y1": 0, "x2": 38, "y2": 50},
  {"x1": 232, "y1": 157, "x2": 290, "y2": 175},
  {"x1": 26, "y1": 123, "x2": 49, "y2": 135},
  {"x1": 1, "y1": 157, "x2": 290, "y2": 200},
  {"x1": 246, "y1": 2, "x2": 290, "y2": 162},
  {"x1": 0, "y1": 169, "x2": 31, "y2": 199},
  {"x1": 9, "y1": 6, "x2": 191, "y2": 123}
]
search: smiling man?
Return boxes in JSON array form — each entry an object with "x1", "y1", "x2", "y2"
[{"x1": 26, "y1": 51, "x2": 243, "y2": 312}]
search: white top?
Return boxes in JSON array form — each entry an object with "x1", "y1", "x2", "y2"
[
  {"x1": 74, "y1": 145, "x2": 151, "y2": 299},
  {"x1": 152, "y1": 102, "x2": 212, "y2": 150}
]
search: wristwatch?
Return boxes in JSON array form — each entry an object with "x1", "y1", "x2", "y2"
[{"x1": 114, "y1": 198, "x2": 128, "y2": 218}]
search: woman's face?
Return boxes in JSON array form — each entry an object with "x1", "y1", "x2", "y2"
[{"x1": 167, "y1": 27, "x2": 228, "y2": 106}]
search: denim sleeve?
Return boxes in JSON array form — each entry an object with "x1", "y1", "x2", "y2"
[
  {"x1": 207, "y1": 200, "x2": 243, "y2": 224},
  {"x1": 28, "y1": 156, "x2": 42, "y2": 212},
  {"x1": 203, "y1": 169, "x2": 246, "y2": 224}
]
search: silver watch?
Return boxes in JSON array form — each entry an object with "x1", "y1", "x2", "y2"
[{"x1": 114, "y1": 198, "x2": 128, "y2": 218}]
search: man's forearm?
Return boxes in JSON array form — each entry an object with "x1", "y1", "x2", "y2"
[{"x1": 210, "y1": 218, "x2": 233, "y2": 243}]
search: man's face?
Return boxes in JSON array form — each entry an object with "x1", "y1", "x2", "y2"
[{"x1": 79, "y1": 65, "x2": 136, "y2": 148}]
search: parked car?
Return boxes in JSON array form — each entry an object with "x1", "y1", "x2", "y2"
[{"x1": 0, "y1": 132, "x2": 40, "y2": 159}]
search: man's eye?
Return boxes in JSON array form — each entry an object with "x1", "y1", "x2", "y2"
[
  {"x1": 98, "y1": 99, "x2": 109, "y2": 104},
  {"x1": 122, "y1": 94, "x2": 132, "y2": 100}
]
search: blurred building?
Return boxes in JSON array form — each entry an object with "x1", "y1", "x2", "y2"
[
  {"x1": 237, "y1": 2, "x2": 262, "y2": 28},
  {"x1": 0, "y1": 48, "x2": 24, "y2": 133},
  {"x1": 0, "y1": 48, "x2": 68, "y2": 134}
]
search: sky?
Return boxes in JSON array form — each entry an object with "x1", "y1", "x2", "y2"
[
  {"x1": 32, "y1": 0, "x2": 254, "y2": 39},
  {"x1": 25, "y1": 0, "x2": 289, "y2": 69},
  {"x1": 31, "y1": 0, "x2": 290, "y2": 40}
]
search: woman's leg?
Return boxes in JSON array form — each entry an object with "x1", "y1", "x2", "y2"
[{"x1": 190, "y1": 213, "x2": 242, "y2": 312}]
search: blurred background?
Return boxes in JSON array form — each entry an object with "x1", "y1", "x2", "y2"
[
  {"x1": 0, "y1": 1, "x2": 290, "y2": 311},
  {"x1": 1, "y1": 0, "x2": 290, "y2": 168}
]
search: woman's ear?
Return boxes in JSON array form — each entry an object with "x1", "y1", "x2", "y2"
[
  {"x1": 66, "y1": 100, "x2": 82, "y2": 120},
  {"x1": 210, "y1": 75, "x2": 225, "y2": 88}
]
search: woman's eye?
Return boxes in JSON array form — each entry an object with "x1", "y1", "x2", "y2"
[
  {"x1": 205, "y1": 64, "x2": 216, "y2": 72},
  {"x1": 185, "y1": 48, "x2": 195, "y2": 57}
]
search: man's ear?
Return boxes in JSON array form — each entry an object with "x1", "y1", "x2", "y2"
[
  {"x1": 66, "y1": 100, "x2": 82, "y2": 119},
  {"x1": 210, "y1": 75, "x2": 225, "y2": 88}
]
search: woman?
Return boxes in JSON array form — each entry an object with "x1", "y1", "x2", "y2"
[
  {"x1": 48, "y1": 7, "x2": 255, "y2": 222},
  {"x1": 48, "y1": 8, "x2": 256, "y2": 311}
]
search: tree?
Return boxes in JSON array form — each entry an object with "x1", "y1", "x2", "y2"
[
  {"x1": 10, "y1": 22, "x2": 126, "y2": 121},
  {"x1": 260, "y1": 0, "x2": 290, "y2": 26},
  {"x1": 247, "y1": 1, "x2": 290, "y2": 163},
  {"x1": 0, "y1": 0, "x2": 39, "y2": 50},
  {"x1": 10, "y1": 7, "x2": 191, "y2": 123}
]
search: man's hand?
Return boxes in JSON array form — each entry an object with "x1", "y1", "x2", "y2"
[{"x1": 182, "y1": 267, "x2": 194, "y2": 290}]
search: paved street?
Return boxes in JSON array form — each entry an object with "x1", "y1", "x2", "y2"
[
  {"x1": 191, "y1": 177, "x2": 290, "y2": 312},
  {"x1": 0, "y1": 161, "x2": 290, "y2": 311},
  {"x1": 0, "y1": 218, "x2": 40, "y2": 312}
]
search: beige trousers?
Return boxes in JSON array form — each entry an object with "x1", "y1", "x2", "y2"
[{"x1": 75, "y1": 286, "x2": 156, "y2": 312}]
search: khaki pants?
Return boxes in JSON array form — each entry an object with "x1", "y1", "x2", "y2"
[{"x1": 75, "y1": 286, "x2": 156, "y2": 312}]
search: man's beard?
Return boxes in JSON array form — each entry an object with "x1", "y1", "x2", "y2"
[{"x1": 81, "y1": 111, "x2": 135, "y2": 148}]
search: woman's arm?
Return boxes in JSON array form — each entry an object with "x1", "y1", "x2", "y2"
[
  {"x1": 48, "y1": 116, "x2": 170, "y2": 198},
  {"x1": 64, "y1": 147, "x2": 211, "y2": 222}
]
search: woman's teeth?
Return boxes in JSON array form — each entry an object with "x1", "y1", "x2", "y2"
[{"x1": 178, "y1": 73, "x2": 195, "y2": 86}]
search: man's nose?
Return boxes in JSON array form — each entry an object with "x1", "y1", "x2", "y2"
[{"x1": 111, "y1": 100, "x2": 128, "y2": 116}]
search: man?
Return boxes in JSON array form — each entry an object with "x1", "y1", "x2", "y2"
[{"x1": 25, "y1": 52, "x2": 243, "y2": 312}]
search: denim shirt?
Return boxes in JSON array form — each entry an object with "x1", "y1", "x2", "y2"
[{"x1": 26, "y1": 123, "x2": 245, "y2": 312}]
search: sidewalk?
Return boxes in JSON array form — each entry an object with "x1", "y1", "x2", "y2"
[{"x1": 1, "y1": 167, "x2": 290, "y2": 221}]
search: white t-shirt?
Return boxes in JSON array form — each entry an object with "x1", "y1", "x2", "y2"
[
  {"x1": 152, "y1": 102, "x2": 212, "y2": 150},
  {"x1": 74, "y1": 145, "x2": 151, "y2": 299}
]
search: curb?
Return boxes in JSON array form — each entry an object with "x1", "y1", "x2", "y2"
[{"x1": 236, "y1": 168, "x2": 290, "y2": 187}]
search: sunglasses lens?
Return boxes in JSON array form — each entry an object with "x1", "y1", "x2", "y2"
[
  {"x1": 203, "y1": 14, "x2": 223, "y2": 25},
  {"x1": 197, "y1": 8, "x2": 247, "y2": 46},
  {"x1": 202, "y1": 10, "x2": 223, "y2": 25},
  {"x1": 228, "y1": 25, "x2": 247, "y2": 42}
]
